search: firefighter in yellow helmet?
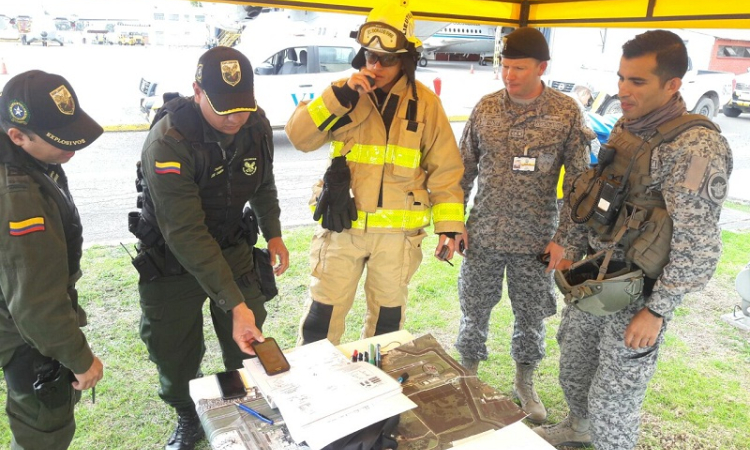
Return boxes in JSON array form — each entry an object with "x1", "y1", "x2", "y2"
[{"x1": 285, "y1": 1, "x2": 465, "y2": 345}]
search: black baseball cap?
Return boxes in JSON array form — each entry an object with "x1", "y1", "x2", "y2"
[
  {"x1": 195, "y1": 46, "x2": 257, "y2": 115},
  {"x1": 501, "y1": 27, "x2": 550, "y2": 61},
  {"x1": 0, "y1": 70, "x2": 103, "y2": 151}
]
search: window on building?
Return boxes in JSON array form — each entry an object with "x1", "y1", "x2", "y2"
[{"x1": 718, "y1": 45, "x2": 750, "y2": 59}]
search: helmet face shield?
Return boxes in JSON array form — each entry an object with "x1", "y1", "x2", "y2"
[{"x1": 355, "y1": 22, "x2": 409, "y2": 53}]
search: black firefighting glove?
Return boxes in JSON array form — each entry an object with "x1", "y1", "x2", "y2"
[{"x1": 313, "y1": 156, "x2": 358, "y2": 233}]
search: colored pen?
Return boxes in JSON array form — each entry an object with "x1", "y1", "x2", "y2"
[
  {"x1": 376, "y1": 343, "x2": 382, "y2": 368},
  {"x1": 397, "y1": 372, "x2": 409, "y2": 384},
  {"x1": 237, "y1": 403, "x2": 274, "y2": 425},
  {"x1": 352, "y1": 349, "x2": 358, "y2": 362},
  {"x1": 369, "y1": 344, "x2": 376, "y2": 365}
]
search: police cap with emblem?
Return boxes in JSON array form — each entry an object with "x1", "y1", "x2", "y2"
[
  {"x1": 0, "y1": 70, "x2": 103, "y2": 151},
  {"x1": 195, "y1": 46, "x2": 257, "y2": 115},
  {"x1": 501, "y1": 27, "x2": 550, "y2": 61}
]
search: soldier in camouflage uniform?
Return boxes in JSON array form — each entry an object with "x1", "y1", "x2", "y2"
[
  {"x1": 534, "y1": 30, "x2": 733, "y2": 449},
  {"x1": 454, "y1": 27, "x2": 593, "y2": 424}
]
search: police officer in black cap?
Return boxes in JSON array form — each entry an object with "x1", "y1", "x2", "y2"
[
  {"x1": 133, "y1": 46, "x2": 289, "y2": 450},
  {"x1": 455, "y1": 27, "x2": 593, "y2": 423},
  {"x1": 1, "y1": 70, "x2": 105, "y2": 449}
]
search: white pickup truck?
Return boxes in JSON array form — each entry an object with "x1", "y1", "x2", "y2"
[
  {"x1": 722, "y1": 69, "x2": 750, "y2": 118},
  {"x1": 547, "y1": 57, "x2": 735, "y2": 118}
]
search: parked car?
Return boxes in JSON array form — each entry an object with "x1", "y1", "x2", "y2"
[
  {"x1": 139, "y1": 38, "x2": 358, "y2": 128},
  {"x1": 547, "y1": 57, "x2": 734, "y2": 118},
  {"x1": 722, "y1": 69, "x2": 750, "y2": 118}
]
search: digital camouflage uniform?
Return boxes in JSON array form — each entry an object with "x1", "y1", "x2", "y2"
[
  {"x1": 558, "y1": 116, "x2": 733, "y2": 450},
  {"x1": 0, "y1": 137, "x2": 91, "y2": 450},
  {"x1": 455, "y1": 85, "x2": 592, "y2": 364}
]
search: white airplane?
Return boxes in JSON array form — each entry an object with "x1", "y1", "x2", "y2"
[
  {"x1": 420, "y1": 23, "x2": 501, "y2": 67},
  {"x1": 260, "y1": 10, "x2": 501, "y2": 68}
]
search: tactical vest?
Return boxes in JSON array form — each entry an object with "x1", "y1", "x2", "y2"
[
  {"x1": 133, "y1": 97, "x2": 271, "y2": 249},
  {"x1": 568, "y1": 114, "x2": 718, "y2": 279},
  {"x1": 0, "y1": 141, "x2": 83, "y2": 278}
]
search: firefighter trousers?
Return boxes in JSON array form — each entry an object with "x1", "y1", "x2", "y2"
[{"x1": 297, "y1": 227, "x2": 426, "y2": 345}]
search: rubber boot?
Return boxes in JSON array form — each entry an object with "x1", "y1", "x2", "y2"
[
  {"x1": 165, "y1": 406, "x2": 205, "y2": 450},
  {"x1": 513, "y1": 362, "x2": 547, "y2": 424},
  {"x1": 533, "y1": 414, "x2": 592, "y2": 447},
  {"x1": 460, "y1": 357, "x2": 479, "y2": 375}
]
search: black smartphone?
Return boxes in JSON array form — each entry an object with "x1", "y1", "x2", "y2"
[
  {"x1": 251, "y1": 338, "x2": 290, "y2": 376},
  {"x1": 216, "y1": 370, "x2": 247, "y2": 400}
]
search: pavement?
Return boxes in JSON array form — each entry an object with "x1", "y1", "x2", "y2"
[{"x1": 2, "y1": 44, "x2": 748, "y2": 231}]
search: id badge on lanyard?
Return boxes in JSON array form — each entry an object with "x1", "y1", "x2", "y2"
[{"x1": 512, "y1": 145, "x2": 536, "y2": 172}]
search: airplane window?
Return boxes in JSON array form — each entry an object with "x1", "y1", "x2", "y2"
[{"x1": 319, "y1": 46, "x2": 356, "y2": 73}]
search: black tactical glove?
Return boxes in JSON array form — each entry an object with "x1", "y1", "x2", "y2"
[{"x1": 313, "y1": 156, "x2": 358, "y2": 232}]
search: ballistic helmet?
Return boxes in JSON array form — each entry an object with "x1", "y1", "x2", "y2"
[{"x1": 554, "y1": 260, "x2": 644, "y2": 316}]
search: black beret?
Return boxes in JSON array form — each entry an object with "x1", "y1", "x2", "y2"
[{"x1": 501, "y1": 27, "x2": 550, "y2": 61}]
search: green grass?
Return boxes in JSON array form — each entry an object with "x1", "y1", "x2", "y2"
[
  {"x1": 724, "y1": 200, "x2": 750, "y2": 215},
  {"x1": 1, "y1": 228, "x2": 749, "y2": 449}
]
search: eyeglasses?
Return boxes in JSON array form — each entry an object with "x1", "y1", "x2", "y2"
[
  {"x1": 364, "y1": 50, "x2": 401, "y2": 67},
  {"x1": 353, "y1": 22, "x2": 408, "y2": 52}
]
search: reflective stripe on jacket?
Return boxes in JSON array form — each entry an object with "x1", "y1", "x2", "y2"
[{"x1": 286, "y1": 75, "x2": 464, "y2": 233}]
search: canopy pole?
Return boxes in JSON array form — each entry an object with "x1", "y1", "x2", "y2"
[{"x1": 519, "y1": 1, "x2": 530, "y2": 27}]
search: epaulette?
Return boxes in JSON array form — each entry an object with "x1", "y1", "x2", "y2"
[
  {"x1": 165, "y1": 127, "x2": 185, "y2": 143},
  {"x1": 3, "y1": 164, "x2": 31, "y2": 188}
]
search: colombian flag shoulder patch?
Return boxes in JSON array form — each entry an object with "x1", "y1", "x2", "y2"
[
  {"x1": 155, "y1": 161, "x2": 181, "y2": 175},
  {"x1": 9, "y1": 217, "x2": 46, "y2": 236}
]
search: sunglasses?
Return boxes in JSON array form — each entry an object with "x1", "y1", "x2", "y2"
[{"x1": 364, "y1": 50, "x2": 401, "y2": 67}]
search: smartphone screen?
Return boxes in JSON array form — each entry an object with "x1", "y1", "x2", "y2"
[
  {"x1": 251, "y1": 338, "x2": 290, "y2": 376},
  {"x1": 216, "y1": 370, "x2": 246, "y2": 400}
]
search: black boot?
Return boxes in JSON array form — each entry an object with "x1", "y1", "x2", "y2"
[{"x1": 165, "y1": 406, "x2": 205, "y2": 450}]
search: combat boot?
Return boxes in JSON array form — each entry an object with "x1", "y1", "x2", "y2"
[
  {"x1": 513, "y1": 362, "x2": 547, "y2": 424},
  {"x1": 165, "y1": 406, "x2": 205, "y2": 450},
  {"x1": 460, "y1": 357, "x2": 479, "y2": 375},
  {"x1": 533, "y1": 414, "x2": 592, "y2": 447}
]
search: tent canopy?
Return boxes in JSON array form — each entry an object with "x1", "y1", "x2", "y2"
[{"x1": 215, "y1": 0, "x2": 750, "y2": 28}]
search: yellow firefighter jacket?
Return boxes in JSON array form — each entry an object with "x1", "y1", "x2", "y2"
[{"x1": 286, "y1": 75, "x2": 464, "y2": 234}]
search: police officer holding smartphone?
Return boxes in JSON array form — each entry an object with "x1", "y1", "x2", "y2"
[{"x1": 133, "y1": 46, "x2": 289, "y2": 450}]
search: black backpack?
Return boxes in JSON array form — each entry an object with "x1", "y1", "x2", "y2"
[{"x1": 321, "y1": 415, "x2": 400, "y2": 450}]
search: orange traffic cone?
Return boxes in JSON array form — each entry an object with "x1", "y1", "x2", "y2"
[
  {"x1": 1, "y1": 59, "x2": 7, "y2": 75},
  {"x1": 470, "y1": 64, "x2": 474, "y2": 74}
]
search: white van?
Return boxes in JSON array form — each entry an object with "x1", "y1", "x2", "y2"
[{"x1": 140, "y1": 38, "x2": 358, "y2": 128}]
